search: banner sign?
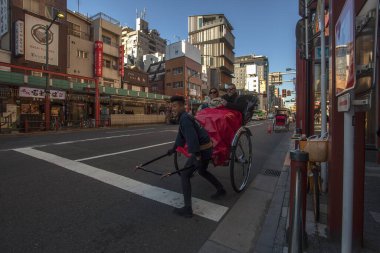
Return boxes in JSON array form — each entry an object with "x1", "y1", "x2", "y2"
[
  {"x1": 19, "y1": 87, "x2": 66, "y2": 100},
  {"x1": 94, "y1": 41, "x2": 103, "y2": 77},
  {"x1": 119, "y1": 45, "x2": 124, "y2": 77},
  {"x1": 0, "y1": 0, "x2": 8, "y2": 37},
  {"x1": 15, "y1": 20, "x2": 24, "y2": 56},
  {"x1": 25, "y1": 14, "x2": 59, "y2": 65},
  {"x1": 335, "y1": 0, "x2": 355, "y2": 96}
]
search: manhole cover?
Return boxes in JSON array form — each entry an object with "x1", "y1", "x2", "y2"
[{"x1": 261, "y1": 169, "x2": 281, "y2": 177}]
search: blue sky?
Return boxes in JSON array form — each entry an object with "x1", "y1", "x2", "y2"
[{"x1": 68, "y1": 0, "x2": 298, "y2": 94}]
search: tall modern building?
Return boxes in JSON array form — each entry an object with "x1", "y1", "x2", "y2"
[
  {"x1": 233, "y1": 55, "x2": 269, "y2": 110},
  {"x1": 188, "y1": 14, "x2": 235, "y2": 89},
  {"x1": 121, "y1": 14, "x2": 166, "y2": 70}
]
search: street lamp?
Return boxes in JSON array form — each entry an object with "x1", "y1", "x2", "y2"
[
  {"x1": 187, "y1": 71, "x2": 200, "y2": 113},
  {"x1": 44, "y1": 11, "x2": 65, "y2": 130}
]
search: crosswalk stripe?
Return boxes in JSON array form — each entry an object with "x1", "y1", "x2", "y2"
[{"x1": 14, "y1": 148, "x2": 229, "y2": 222}]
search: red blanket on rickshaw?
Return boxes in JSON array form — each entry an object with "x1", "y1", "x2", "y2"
[{"x1": 176, "y1": 107, "x2": 242, "y2": 166}]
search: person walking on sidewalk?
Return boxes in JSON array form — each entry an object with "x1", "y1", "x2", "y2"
[{"x1": 167, "y1": 95, "x2": 226, "y2": 218}]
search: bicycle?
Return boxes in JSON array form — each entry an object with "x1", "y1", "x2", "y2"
[{"x1": 300, "y1": 133, "x2": 328, "y2": 222}]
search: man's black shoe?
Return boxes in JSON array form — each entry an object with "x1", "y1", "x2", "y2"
[
  {"x1": 173, "y1": 206, "x2": 193, "y2": 218},
  {"x1": 210, "y1": 189, "x2": 226, "y2": 199}
]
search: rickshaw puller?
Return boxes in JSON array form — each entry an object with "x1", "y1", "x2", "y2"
[{"x1": 167, "y1": 96, "x2": 226, "y2": 218}]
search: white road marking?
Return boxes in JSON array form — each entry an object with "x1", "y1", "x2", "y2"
[
  {"x1": 50, "y1": 130, "x2": 176, "y2": 146},
  {"x1": 14, "y1": 148, "x2": 228, "y2": 222},
  {"x1": 105, "y1": 127, "x2": 156, "y2": 134},
  {"x1": 75, "y1": 141, "x2": 175, "y2": 161},
  {"x1": 246, "y1": 123, "x2": 263, "y2": 128}
]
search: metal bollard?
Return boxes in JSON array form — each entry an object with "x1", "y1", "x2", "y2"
[{"x1": 288, "y1": 150, "x2": 309, "y2": 253}]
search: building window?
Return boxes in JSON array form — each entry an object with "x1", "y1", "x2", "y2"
[
  {"x1": 102, "y1": 35, "x2": 112, "y2": 45},
  {"x1": 173, "y1": 81, "x2": 184, "y2": 88},
  {"x1": 166, "y1": 83, "x2": 171, "y2": 86},
  {"x1": 187, "y1": 68, "x2": 198, "y2": 77},
  {"x1": 23, "y1": 0, "x2": 39, "y2": 14},
  {"x1": 103, "y1": 59, "x2": 111, "y2": 68},
  {"x1": 77, "y1": 50, "x2": 88, "y2": 59},
  {"x1": 45, "y1": 6, "x2": 60, "y2": 20},
  {"x1": 72, "y1": 24, "x2": 81, "y2": 37},
  {"x1": 172, "y1": 67, "x2": 183, "y2": 75}
]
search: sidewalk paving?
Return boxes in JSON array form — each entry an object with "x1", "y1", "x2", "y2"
[
  {"x1": 199, "y1": 134, "x2": 380, "y2": 253},
  {"x1": 254, "y1": 144, "x2": 380, "y2": 253}
]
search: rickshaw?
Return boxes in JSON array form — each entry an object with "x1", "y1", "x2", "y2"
[
  {"x1": 273, "y1": 108, "x2": 290, "y2": 132},
  {"x1": 174, "y1": 95, "x2": 258, "y2": 192},
  {"x1": 136, "y1": 95, "x2": 258, "y2": 193}
]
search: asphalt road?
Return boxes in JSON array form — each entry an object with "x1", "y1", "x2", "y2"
[{"x1": 0, "y1": 121, "x2": 291, "y2": 253}]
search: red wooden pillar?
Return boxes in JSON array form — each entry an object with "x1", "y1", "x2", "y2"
[{"x1": 95, "y1": 78, "x2": 100, "y2": 127}]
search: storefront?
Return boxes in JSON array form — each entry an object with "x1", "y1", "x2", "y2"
[{"x1": 296, "y1": 0, "x2": 379, "y2": 249}]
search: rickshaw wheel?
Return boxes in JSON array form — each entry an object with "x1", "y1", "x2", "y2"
[{"x1": 230, "y1": 129, "x2": 252, "y2": 192}]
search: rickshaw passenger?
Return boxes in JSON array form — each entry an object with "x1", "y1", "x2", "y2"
[
  {"x1": 221, "y1": 84, "x2": 245, "y2": 113},
  {"x1": 167, "y1": 96, "x2": 226, "y2": 218},
  {"x1": 198, "y1": 88, "x2": 223, "y2": 111}
]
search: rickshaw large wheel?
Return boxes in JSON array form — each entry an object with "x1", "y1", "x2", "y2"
[{"x1": 230, "y1": 129, "x2": 252, "y2": 192}]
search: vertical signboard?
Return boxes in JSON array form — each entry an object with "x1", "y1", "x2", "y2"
[
  {"x1": 94, "y1": 41, "x2": 103, "y2": 77},
  {"x1": 25, "y1": 14, "x2": 59, "y2": 65},
  {"x1": 282, "y1": 89, "x2": 287, "y2": 98},
  {"x1": 0, "y1": 0, "x2": 8, "y2": 37},
  {"x1": 119, "y1": 45, "x2": 124, "y2": 77},
  {"x1": 287, "y1": 90, "x2": 291, "y2": 96},
  {"x1": 335, "y1": 0, "x2": 355, "y2": 96},
  {"x1": 15, "y1": 20, "x2": 24, "y2": 56}
]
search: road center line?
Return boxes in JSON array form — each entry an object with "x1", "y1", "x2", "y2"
[
  {"x1": 14, "y1": 148, "x2": 228, "y2": 222},
  {"x1": 105, "y1": 127, "x2": 156, "y2": 134},
  {"x1": 51, "y1": 130, "x2": 176, "y2": 146},
  {"x1": 75, "y1": 141, "x2": 175, "y2": 161}
]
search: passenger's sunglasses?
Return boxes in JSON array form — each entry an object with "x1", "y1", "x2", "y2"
[
  {"x1": 209, "y1": 91, "x2": 218, "y2": 95},
  {"x1": 227, "y1": 88, "x2": 236, "y2": 91}
]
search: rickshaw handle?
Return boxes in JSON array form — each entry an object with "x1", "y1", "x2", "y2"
[{"x1": 139, "y1": 153, "x2": 169, "y2": 167}]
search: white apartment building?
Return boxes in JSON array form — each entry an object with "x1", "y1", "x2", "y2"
[{"x1": 121, "y1": 16, "x2": 166, "y2": 70}]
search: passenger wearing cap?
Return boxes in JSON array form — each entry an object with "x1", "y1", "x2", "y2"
[{"x1": 167, "y1": 95, "x2": 226, "y2": 218}]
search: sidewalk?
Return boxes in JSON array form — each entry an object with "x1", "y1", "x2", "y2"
[
  {"x1": 198, "y1": 134, "x2": 380, "y2": 253},
  {"x1": 254, "y1": 145, "x2": 380, "y2": 253}
]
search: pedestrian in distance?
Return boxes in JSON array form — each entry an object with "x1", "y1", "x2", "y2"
[{"x1": 167, "y1": 95, "x2": 226, "y2": 218}]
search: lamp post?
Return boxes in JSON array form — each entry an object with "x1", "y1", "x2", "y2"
[
  {"x1": 186, "y1": 72, "x2": 199, "y2": 113},
  {"x1": 44, "y1": 12, "x2": 65, "y2": 130}
]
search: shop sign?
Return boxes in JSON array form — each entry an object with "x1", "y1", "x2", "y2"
[
  {"x1": 119, "y1": 45, "x2": 124, "y2": 77},
  {"x1": 0, "y1": 0, "x2": 8, "y2": 37},
  {"x1": 94, "y1": 41, "x2": 103, "y2": 77},
  {"x1": 335, "y1": 0, "x2": 355, "y2": 96},
  {"x1": 19, "y1": 87, "x2": 66, "y2": 100},
  {"x1": 337, "y1": 93, "x2": 351, "y2": 112},
  {"x1": 15, "y1": 20, "x2": 24, "y2": 56},
  {"x1": 25, "y1": 14, "x2": 59, "y2": 65}
]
